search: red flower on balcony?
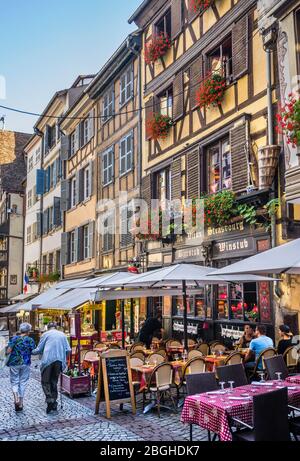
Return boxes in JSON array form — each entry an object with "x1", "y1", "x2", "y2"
[
  {"x1": 144, "y1": 33, "x2": 172, "y2": 65},
  {"x1": 190, "y1": 0, "x2": 212, "y2": 13},
  {"x1": 196, "y1": 72, "x2": 227, "y2": 109},
  {"x1": 146, "y1": 113, "x2": 174, "y2": 141},
  {"x1": 276, "y1": 93, "x2": 300, "y2": 147}
]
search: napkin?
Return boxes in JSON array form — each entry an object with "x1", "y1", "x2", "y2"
[
  {"x1": 228, "y1": 396, "x2": 252, "y2": 401},
  {"x1": 251, "y1": 382, "x2": 274, "y2": 386}
]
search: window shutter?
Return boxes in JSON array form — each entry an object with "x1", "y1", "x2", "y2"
[
  {"x1": 47, "y1": 166, "x2": 51, "y2": 192},
  {"x1": 44, "y1": 125, "x2": 50, "y2": 154},
  {"x1": 141, "y1": 174, "x2": 152, "y2": 211},
  {"x1": 171, "y1": 157, "x2": 182, "y2": 201},
  {"x1": 77, "y1": 226, "x2": 84, "y2": 262},
  {"x1": 43, "y1": 209, "x2": 49, "y2": 235},
  {"x1": 36, "y1": 169, "x2": 45, "y2": 195},
  {"x1": 173, "y1": 71, "x2": 184, "y2": 121},
  {"x1": 36, "y1": 212, "x2": 42, "y2": 238},
  {"x1": 74, "y1": 228, "x2": 79, "y2": 262},
  {"x1": 88, "y1": 110, "x2": 94, "y2": 140},
  {"x1": 186, "y1": 149, "x2": 200, "y2": 199},
  {"x1": 88, "y1": 160, "x2": 94, "y2": 196},
  {"x1": 171, "y1": 0, "x2": 182, "y2": 40},
  {"x1": 53, "y1": 197, "x2": 61, "y2": 227},
  {"x1": 145, "y1": 96, "x2": 154, "y2": 140},
  {"x1": 74, "y1": 125, "x2": 80, "y2": 152},
  {"x1": 75, "y1": 171, "x2": 80, "y2": 205},
  {"x1": 61, "y1": 135, "x2": 70, "y2": 161},
  {"x1": 232, "y1": 15, "x2": 249, "y2": 80},
  {"x1": 230, "y1": 122, "x2": 249, "y2": 193},
  {"x1": 61, "y1": 232, "x2": 69, "y2": 266},
  {"x1": 88, "y1": 221, "x2": 95, "y2": 258},
  {"x1": 53, "y1": 160, "x2": 57, "y2": 188},
  {"x1": 187, "y1": 0, "x2": 198, "y2": 23},
  {"x1": 60, "y1": 179, "x2": 69, "y2": 212},
  {"x1": 78, "y1": 168, "x2": 85, "y2": 203},
  {"x1": 190, "y1": 56, "x2": 203, "y2": 110}
]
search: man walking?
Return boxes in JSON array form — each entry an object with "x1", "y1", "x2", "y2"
[{"x1": 33, "y1": 322, "x2": 71, "y2": 414}]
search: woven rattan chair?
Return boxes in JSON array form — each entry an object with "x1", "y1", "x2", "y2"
[
  {"x1": 197, "y1": 343, "x2": 209, "y2": 356},
  {"x1": 187, "y1": 349, "x2": 203, "y2": 360},
  {"x1": 144, "y1": 363, "x2": 177, "y2": 417},
  {"x1": 248, "y1": 347, "x2": 277, "y2": 381},
  {"x1": 130, "y1": 351, "x2": 145, "y2": 361},
  {"x1": 148, "y1": 353, "x2": 165, "y2": 365},
  {"x1": 283, "y1": 346, "x2": 299, "y2": 373},
  {"x1": 224, "y1": 352, "x2": 243, "y2": 366}
]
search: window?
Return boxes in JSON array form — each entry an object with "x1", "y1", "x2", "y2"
[
  {"x1": 49, "y1": 163, "x2": 54, "y2": 189},
  {"x1": 119, "y1": 132, "x2": 133, "y2": 175},
  {"x1": 83, "y1": 117, "x2": 89, "y2": 146},
  {"x1": 71, "y1": 177, "x2": 77, "y2": 208},
  {"x1": 120, "y1": 67, "x2": 133, "y2": 106},
  {"x1": 217, "y1": 285, "x2": 229, "y2": 320},
  {"x1": 70, "y1": 231, "x2": 76, "y2": 263},
  {"x1": 48, "y1": 253, "x2": 54, "y2": 273},
  {"x1": 103, "y1": 87, "x2": 114, "y2": 121},
  {"x1": 120, "y1": 206, "x2": 134, "y2": 248},
  {"x1": 56, "y1": 250, "x2": 61, "y2": 272},
  {"x1": 42, "y1": 255, "x2": 47, "y2": 274},
  {"x1": 158, "y1": 87, "x2": 173, "y2": 118},
  {"x1": 26, "y1": 226, "x2": 32, "y2": 245},
  {"x1": 103, "y1": 213, "x2": 114, "y2": 252},
  {"x1": 49, "y1": 125, "x2": 56, "y2": 150},
  {"x1": 155, "y1": 9, "x2": 171, "y2": 38},
  {"x1": 35, "y1": 148, "x2": 41, "y2": 164},
  {"x1": 207, "y1": 35, "x2": 232, "y2": 81},
  {"x1": 83, "y1": 225, "x2": 90, "y2": 259},
  {"x1": 70, "y1": 132, "x2": 76, "y2": 157},
  {"x1": 217, "y1": 282, "x2": 259, "y2": 322},
  {"x1": 48, "y1": 207, "x2": 54, "y2": 232},
  {"x1": 102, "y1": 148, "x2": 114, "y2": 186},
  {"x1": 28, "y1": 156, "x2": 34, "y2": 173},
  {"x1": 155, "y1": 168, "x2": 171, "y2": 202},
  {"x1": 27, "y1": 190, "x2": 33, "y2": 209},
  {"x1": 173, "y1": 296, "x2": 193, "y2": 317},
  {"x1": 207, "y1": 139, "x2": 232, "y2": 194},
  {"x1": 83, "y1": 166, "x2": 90, "y2": 200}
]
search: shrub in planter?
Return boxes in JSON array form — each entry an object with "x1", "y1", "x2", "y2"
[
  {"x1": 144, "y1": 33, "x2": 172, "y2": 65},
  {"x1": 204, "y1": 190, "x2": 236, "y2": 227},
  {"x1": 196, "y1": 72, "x2": 227, "y2": 109},
  {"x1": 276, "y1": 93, "x2": 300, "y2": 147},
  {"x1": 146, "y1": 113, "x2": 174, "y2": 141},
  {"x1": 190, "y1": 0, "x2": 212, "y2": 13}
]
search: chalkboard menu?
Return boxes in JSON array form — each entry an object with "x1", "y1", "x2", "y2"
[
  {"x1": 106, "y1": 357, "x2": 131, "y2": 401},
  {"x1": 95, "y1": 350, "x2": 136, "y2": 419}
]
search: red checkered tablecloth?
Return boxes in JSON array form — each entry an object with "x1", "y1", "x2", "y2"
[
  {"x1": 181, "y1": 381, "x2": 300, "y2": 442},
  {"x1": 287, "y1": 375, "x2": 300, "y2": 385}
]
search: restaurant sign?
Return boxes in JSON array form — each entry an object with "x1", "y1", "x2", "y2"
[
  {"x1": 206, "y1": 221, "x2": 245, "y2": 239},
  {"x1": 221, "y1": 326, "x2": 244, "y2": 340},
  {"x1": 173, "y1": 321, "x2": 198, "y2": 335},
  {"x1": 213, "y1": 237, "x2": 256, "y2": 259}
]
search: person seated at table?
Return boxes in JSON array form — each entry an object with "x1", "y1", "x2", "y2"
[
  {"x1": 244, "y1": 324, "x2": 274, "y2": 370},
  {"x1": 139, "y1": 313, "x2": 163, "y2": 349},
  {"x1": 236, "y1": 324, "x2": 255, "y2": 349},
  {"x1": 277, "y1": 324, "x2": 293, "y2": 355}
]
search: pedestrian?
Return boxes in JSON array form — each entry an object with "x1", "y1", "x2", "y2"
[
  {"x1": 32, "y1": 322, "x2": 71, "y2": 415},
  {"x1": 6, "y1": 322, "x2": 35, "y2": 412},
  {"x1": 277, "y1": 324, "x2": 293, "y2": 355},
  {"x1": 139, "y1": 313, "x2": 164, "y2": 349}
]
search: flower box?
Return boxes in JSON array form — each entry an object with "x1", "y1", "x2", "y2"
[
  {"x1": 197, "y1": 72, "x2": 226, "y2": 109},
  {"x1": 146, "y1": 113, "x2": 174, "y2": 141},
  {"x1": 145, "y1": 33, "x2": 171, "y2": 65},
  {"x1": 190, "y1": 0, "x2": 212, "y2": 13},
  {"x1": 60, "y1": 373, "x2": 91, "y2": 398},
  {"x1": 276, "y1": 94, "x2": 300, "y2": 147}
]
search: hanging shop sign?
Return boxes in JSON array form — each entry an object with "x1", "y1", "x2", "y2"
[
  {"x1": 221, "y1": 326, "x2": 244, "y2": 340},
  {"x1": 95, "y1": 349, "x2": 136, "y2": 419},
  {"x1": 173, "y1": 320, "x2": 198, "y2": 335},
  {"x1": 206, "y1": 221, "x2": 246, "y2": 239},
  {"x1": 213, "y1": 237, "x2": 256, "y2": 259}
]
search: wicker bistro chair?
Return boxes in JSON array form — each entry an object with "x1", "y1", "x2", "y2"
[
  {"x1": 148, "y1": 353, "x2": 166, "y2": 365},
  {"x1": 224, "y1": 352, "x2": 243, "y2": 366},
  {"x1": 187, "y1": 338, "x2": 197, "y2": 348},
  {"x1": 187, "y1": 349, "x2": 203, "y2": 360},
  {"x1": 283, "y1": 346, "x2": 299, "y2": 373},
  {"x1": 175, "y1": 357, "x2": 206, "y2": 406},
  {"x1": 197, "y1": 343, "x2": 209, "y2": 356},
  {"x1": 264, "y1": 355, "x2": 289, "y2": 381},
  {"x1": 211, "y1": 344, "x2": 227, "y2": 354},
  {"x1": 186, "y1": 373, "x2": 219, "y2": 442},
  {"x1": 169, "y1": 340, "x2": 182, "y2": 348},
  {"x1": 143, "y1": 363, "x2": 177, "y2": 417},
  {"x1": 156, "y1": 348, "x2": 167, "y2": 358},
  {"x1": 93, "y1": 342, "x2": 107, "y2": 351},
  {"x1": 130, "y1": 351, "x2": 145, "y2": 362},
  {"x1": 108, "y1": 343, "x2": 121, "y2": 350},
  {"x1": 247, "y1": 347, "x2": 277, "y2": 381},
  {"x1": 130, "y1": 342, "x2": 145, "y2": 353},
  {"x1": 130, "y1": 357, "x2": 144, "y2": 368}
]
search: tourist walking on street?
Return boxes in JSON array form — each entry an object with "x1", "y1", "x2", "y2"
[
  {"x1": 32, "y1": 322, "x2": 71, "y2": 415},
  {"x1": 6, "y1": 323, "x2": 35, "y2": 412}
]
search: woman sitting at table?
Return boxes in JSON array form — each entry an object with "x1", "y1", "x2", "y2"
[
  {"x1": 237, "y1": 324, "x2": 255, "y2": 349},
  {"x1": 277, "y1": 325, "x2": 293, "y2": 356}
]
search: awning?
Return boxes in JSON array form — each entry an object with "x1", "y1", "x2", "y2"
[
  {"x1": 37, "y1": 288, "x2": 98, "y2": 311},
  {"x1": 0, "y1": 303, "x2": 25, "y2": 314},
  {"x1": 10, "y1": 293, "x2": 36, "y2": 302},
  {"x1": 21, "y1": 286, "x2": 72, "y2": 312},
  {"x1": 210, "y1": 238, "x2": 300, "y2": 276},
  {"x1": 58, "y1": 273, "x2": 136, "y2": 289}
]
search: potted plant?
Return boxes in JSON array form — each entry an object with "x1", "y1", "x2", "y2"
[
  {"x1": 61, "y1": 368, "x2": 91, "y2": 399},
  {"x1": 48, "y1": 271, "x2": 61, "y2": 282},
  {"x1": 190, "y1": 0, "x2": 212, "y2": 13},
  {"x1": 146, "y1": 113, "x2": 174, "y2": 141},
  {"x1": 276, "y1": 93, "x2": 300, "y2": 148},
  {"x1": 196, "y1": 72, "x2": 227, "y2": 109},
  {"x1": 144, "y1": 32, "x2": 172, "y2": 65}
]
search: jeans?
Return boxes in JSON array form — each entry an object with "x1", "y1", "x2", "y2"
[
  {"x1": 41, "y1": 361, "x2": 62, "y2": 404},
  {"x1": 9, "y1": 365, "x2": 31, "y2": 398}
]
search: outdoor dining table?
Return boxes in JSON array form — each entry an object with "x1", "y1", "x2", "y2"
[
  {"x1": 287, "y1": 375, "x2": 300, "y2": 385},
  {"x1": 204, "y1": 355, "x2": 228, "y2": 372},
  {"x1": 181, "y1": 380, "x2": 300, "y2": 442}
]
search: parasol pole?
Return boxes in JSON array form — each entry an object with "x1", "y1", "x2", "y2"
[{"x1": 182, "y1": 280, "x2": 188, "y2": 352}]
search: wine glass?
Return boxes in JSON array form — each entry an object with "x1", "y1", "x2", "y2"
[
  {"x1": 258, "y1": 372, "x2": 265, "y2": 382},
  {"x1": 228, "y1": 381, "x2": 235, "y2": 393},
  {"x1": 276, "y1": 372, "x2": 283, "y2": 382},
  {"x1": 219, "y1": 381, "x2": 226, "y2": 392}
]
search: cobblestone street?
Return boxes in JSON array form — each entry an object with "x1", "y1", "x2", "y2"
[{"x1": 0, "y1": 363, "x2": 207, "y2": 442}]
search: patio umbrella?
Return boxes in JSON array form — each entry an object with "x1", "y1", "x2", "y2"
[{"x1": 209, "y1": 238, "x2": 300, "y2": 276}]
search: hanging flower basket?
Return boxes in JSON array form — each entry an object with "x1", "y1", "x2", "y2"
[
  {"x1": 190, "y1": 0, "x2": 212, "y2": 13},
  {"x1": 144, "y1": 33, "x2": 172, "y2": 65},
  {"x1": 196, "y1": 72, "x2": 226, "y2": 109},
  {"x1": 276, "y1": 93, "x2": 300, "y2": 147},
  {"x1": 146, "y1": 113, "x2": 174, "y2": 141}
]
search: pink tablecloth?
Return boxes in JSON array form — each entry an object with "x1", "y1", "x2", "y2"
[
  {"x1": 287, "y1": 375, "x2": 300, "y2": 385},
  {"x1": 181, "y1": 381, "x2": 300, "y2": 442}
]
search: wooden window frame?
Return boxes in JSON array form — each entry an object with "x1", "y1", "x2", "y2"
[
  {"x1": 206, "y1": 34, "x2": 233, "y2": 83},
  {"x1": 206, "y1": 137, "x2": 232, "y2": 195},
  {"x1": 155, "y1": 8, "x2": 172, "y2": 38},
  {"x1": 120, "y1": 66, "x2": 134, "y2": 107},
  {"x1": 103, "y1": 87, "x2": 114, "y2": 123}
]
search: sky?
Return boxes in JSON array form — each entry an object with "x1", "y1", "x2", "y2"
[{"x1": 0, "y1": 0, "x2": 141, "y2": 134}]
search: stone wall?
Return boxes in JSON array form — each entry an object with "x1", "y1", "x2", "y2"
[{"x1": 0, "y1": 130, "x2": 31, "y2": 193}]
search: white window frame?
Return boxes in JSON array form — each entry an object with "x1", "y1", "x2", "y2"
[
  {"x1": 120, "y1": 66, "x2": 133, "y2": 107},
  {"x1": 83, "y1": 166, "x2": 90, "y2": 200},
  {"x1": 28, "y1": 156, "x2": 34, "y2": 173},
  {"x1": 102, "y1": 147, "x2": 114, "y2": 186},
  {"x1": 71, "y1": 177, "x2": 77, "y2": 208},
  {"x1": 27, "y1": 190, "x2": 33, "y2": 209},
  {"x1": 119, "y1": 132, "x2": 133, "y2": 176},
  {"x1": 83, "y1": 118, "x2": 89, "y2": 146},
  {"x1": 35, "y1": 148, "x2": 41, "y2": 165},
  {"x1": 83, "y1": 225, "x2": 90, "y2": 260},
  {"x1": 26, "y1": 226, "x2": 32, "y2": 245},
  {"x1": 70, "y1": 231, "x2": 76, "y2": 263},
  {"x1": 70, "y1": 132, "x2": 76, "y2": 157},
  {"x1": 103, "y1": 87, "x2": 114, "y2": 122}
]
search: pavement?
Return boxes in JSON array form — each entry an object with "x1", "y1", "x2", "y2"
[{"x1": 0, "y1": 360, "x2": 208, "y2": 442}]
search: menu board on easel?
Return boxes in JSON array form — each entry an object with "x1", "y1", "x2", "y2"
[{"x1": 95, "y1": 349, "x2": 136, "y2": 419}]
